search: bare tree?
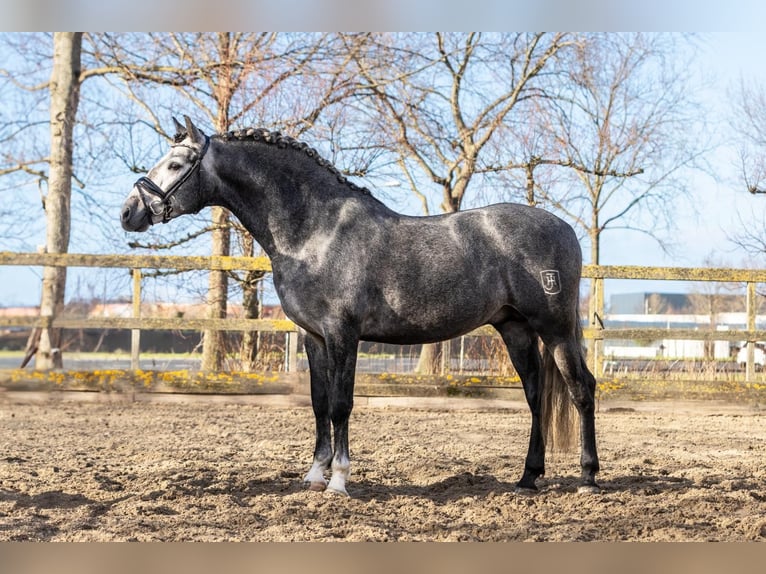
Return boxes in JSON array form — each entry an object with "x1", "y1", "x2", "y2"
[
  {"x1": 531, "y1": 33, "x2": 708, "y2": 266},
  {"x1": 89, "y1": 32, "x2": 364, "y2": 370},
  {"x1": 350, "y1": 33, "x2": 573, "y2": 213},
  {"x1": 728, "y1": 75, "x2": 766, "y2": 262},
  {"x1": 0, "y1": 33, "x2": 131, "y2": 368},
  {"x1": 36, "y1": 33, "x2": 82, "y2": 368},
  {"x1": 731, "y1": 75, "x2": 766, "y2": 195},
  {"x1": 0, "y1": 33, "x2": 94, "y2": 368},
  {"x1": 0, "y1": 34, "x2": 53, "y2": 250},
  {"x1": 347, "y1": 32, "x2": 573, "y2": 372}
]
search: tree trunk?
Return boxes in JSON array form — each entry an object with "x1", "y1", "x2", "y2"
[
  {"x1": 415, "y1": 342, "x2": 440, "y2": 374},
  {"x1": 201, "y1": 206, "x2": 230, "y2": 371},
  {"x1": 239, "y1": 269, "x2": 264, "y2": 371},
  {"x1": 239, "y1": 234, "x2": 264, "y2": 372},
  {"x1": 36, "y1": 32, "x2": 82, "y2": 370},
  {"x1": 590, "y1": 224, "x2": 600, "y2": 266},
  {"x1": 201, "y1": 57, "x2": 235, "y2": 373},
  {"x1": 525, "y1": 161, "x2": 538, "y2": 206}
]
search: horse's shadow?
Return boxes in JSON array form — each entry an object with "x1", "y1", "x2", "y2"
[
  {"x1": 7, "y1": 489, "x2": 96, "y2": 510},
  {"x1": 267, "y1": 470, "x2": 697, "y2": 502},
  {"x1": 113, "y1": 466, "x2": 699, "y2": 504},
  {"x1": 349, "y1": 472, "x2": 518, "y2": 502},
  {"x1": 0, "y1": 488, "x2": 129, "y2": 541}
]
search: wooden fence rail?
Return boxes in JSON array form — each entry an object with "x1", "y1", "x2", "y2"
[
  {"x1": 1, "y1": 251, "x2": 765, "y2": 378},
  {"x1": 582, "y1": 264, "x2": 765, "y2": 381},
  {"x1": 0, "y1": 251, "x2": 297, "y2": 371}
]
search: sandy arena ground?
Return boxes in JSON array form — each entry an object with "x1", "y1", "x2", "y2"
[{"x1": 1, "y1": 392, "x2": 765, "y2": 541}]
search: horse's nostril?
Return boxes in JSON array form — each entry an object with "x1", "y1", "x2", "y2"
[{"x1": 121, "y1": 206, "x2": 131, "y2": 222}]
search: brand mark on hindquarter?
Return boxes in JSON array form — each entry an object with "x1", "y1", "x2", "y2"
[{"x1": 540, "y1": 270, "x2": 561, "y2": 295}]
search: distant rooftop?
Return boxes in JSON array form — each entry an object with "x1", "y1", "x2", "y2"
[{"x1": 609, "y1": 292, "x2": 745, "y2": 315}]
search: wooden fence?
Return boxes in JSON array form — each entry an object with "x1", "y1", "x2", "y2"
[
  {"x1": 583, "y1": 264, "x2": 766, "y2": 381},
  {"x1": 0, "y1": 251, "x2": 298, "y2": 371},
  {"x1": 1, "y1": 251, "x2": 766, "y2": 379}
]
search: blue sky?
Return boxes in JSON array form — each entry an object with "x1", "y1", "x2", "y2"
[
  {"x1": 3, "y1": 32, "x2": 766, "y2": 309},
  {"x1": 594, "y1": 32, "x2": 766, "y2": 299}
]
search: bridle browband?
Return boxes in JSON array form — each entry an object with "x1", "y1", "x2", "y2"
[{"x1": 134, "y1": 135, "x2": 210, "y2": 224}]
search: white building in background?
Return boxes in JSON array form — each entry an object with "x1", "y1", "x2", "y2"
[{"x1": 604, "y1": 292, "x2": 766, "y2": 361}]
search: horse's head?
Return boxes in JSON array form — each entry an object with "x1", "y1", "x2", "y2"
[{"x1": 121, "y1": 115, "x2": 211, "y2": 232}]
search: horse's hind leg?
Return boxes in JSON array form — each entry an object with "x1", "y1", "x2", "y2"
[
  {"x1": 495, "y1": 321, "x2": 545, "y2": 491},
  {"x1": 549, "y1": 339, "x2": 600, "y2": 493},
  {"x1": 302, "y1": 334, "x2": 333, "y2": 491}
]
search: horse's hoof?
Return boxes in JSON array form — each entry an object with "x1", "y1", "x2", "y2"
[
  {"x1": 513, "y1": 486, "x2": 538, "y2": 496},
  {"x1": 514, "y1": 474, "x2": 540, "y2": 493},
  {"x1": 304, "y1": 481, "x2": 327, "y2": 492},
  {"x1": 325, "y1": 486, "x2": 350, "y2": 497},
  {"x1": 577, "y1": 484, "x2": 601, "y2": 494}
]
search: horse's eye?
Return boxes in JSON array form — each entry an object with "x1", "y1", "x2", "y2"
[{"x1": 168, "y1": 162, "x2": 182, "y2": 171}]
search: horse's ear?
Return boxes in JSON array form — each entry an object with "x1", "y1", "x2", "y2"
[
  {"x1": 172, "y1": 116, "x2": 185, "y2": 135},
  {"x1": 183, "y1": 115, "x2": 206, "y2": 145}
]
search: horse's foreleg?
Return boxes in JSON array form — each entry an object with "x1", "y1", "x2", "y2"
[
  {"x1": 324, "y1": 330, "x2": 359, "y2": 497},
  {"x1": 303, "y1": 334, "x2": 333, "y2": 491}
]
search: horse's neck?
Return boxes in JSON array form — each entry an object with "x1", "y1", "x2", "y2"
[{"x1": 213, "y1": 142, "x2": 383, "y2": 259}]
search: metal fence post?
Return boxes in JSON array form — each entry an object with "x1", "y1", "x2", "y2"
[{"x1": 131, "y1": 269, "x2": 141, "y2": 371}]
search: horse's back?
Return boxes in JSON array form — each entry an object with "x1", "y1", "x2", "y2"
[{"x1": 395, "y1": 202, "x2": 582, "y2": 282}]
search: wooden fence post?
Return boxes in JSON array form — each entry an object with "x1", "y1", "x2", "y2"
[
  {"x1": 131, "y1": 269, "x2": 141, "y2": 371},
  {"x1": 285, "y1": 331, "x2": 298, "y2": 372},
  {"x1": 589, "y1": 276, "x2": 605, "y2": 376},
  {"x1": 440, "y1": 339, "x2": 452, "y2": 374}
]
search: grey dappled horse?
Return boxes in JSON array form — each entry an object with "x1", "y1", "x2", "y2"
[{"x1": 121, "y1": 116, "x2": 600, "y2": 496}]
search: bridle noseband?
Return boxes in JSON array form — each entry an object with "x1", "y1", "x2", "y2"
[{"x1": 134, "y1": 135, "x2": 210, "y2": 224}]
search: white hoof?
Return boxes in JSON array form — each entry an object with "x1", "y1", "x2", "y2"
[
  {"x1": 326, "y1": 460, "x2": 350, "y2": 497},
  {"x1": 303, "y1": 462, "x2": 327, "y2": 492},
  {"x1": 325, "y1": 485, "x2": 350, "y2": 497}
]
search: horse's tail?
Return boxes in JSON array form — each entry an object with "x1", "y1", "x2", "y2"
[{"x1": 539, "y1": 313, "x2": 583, "y2": 452}]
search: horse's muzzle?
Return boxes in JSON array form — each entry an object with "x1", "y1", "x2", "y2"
[{"x1": 121, "y1": 194, "x2": 151, "y2": 232}]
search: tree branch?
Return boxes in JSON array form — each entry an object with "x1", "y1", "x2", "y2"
[{"x1": 127, "y1": 224, "x2": 224, "y2": 250}]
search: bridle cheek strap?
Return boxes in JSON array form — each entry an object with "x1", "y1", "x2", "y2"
[
  {"x1": 134, "y1": 135, "x2": 210, "y2": 224},
  {"x1": 134, "y1": 176, "x2": 169, "y2": 218}
]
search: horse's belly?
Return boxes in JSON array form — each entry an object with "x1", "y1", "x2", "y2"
[
  {"x1": 359, "y1": 304, "x2": 505, "y2": 345},
  {"x1": 361, "y1": 328, "x2": 475, "y2": 345}
]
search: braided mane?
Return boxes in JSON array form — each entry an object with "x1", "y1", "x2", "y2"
[{"x1": 208, "y1": 127, "x2": 373, "y2": 196}]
